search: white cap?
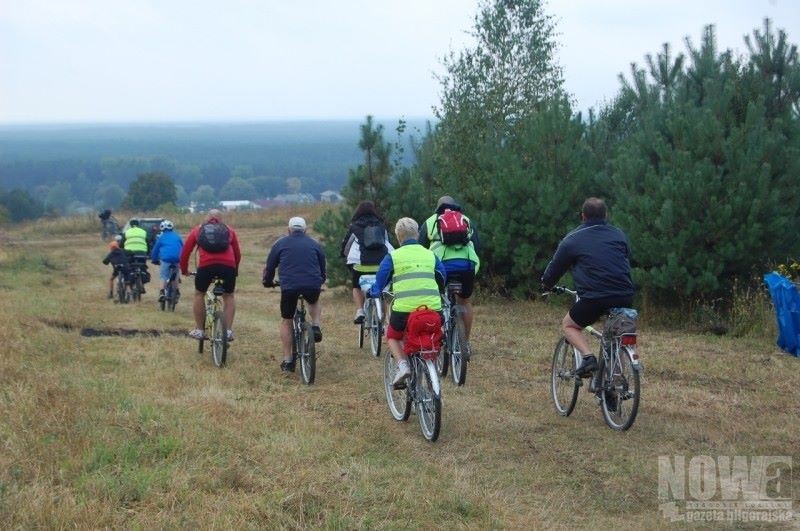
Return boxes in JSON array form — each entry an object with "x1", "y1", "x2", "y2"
[{"x1": 288, "y1": 216, "x2": 307, "y2": 231}]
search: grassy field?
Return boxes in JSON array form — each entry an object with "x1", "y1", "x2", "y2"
[{"x1": 0, "y1": 210, "x2": 797, "y2": 529}]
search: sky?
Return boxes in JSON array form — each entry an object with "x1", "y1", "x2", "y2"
[{"x1": 1, "y1": 0, "x2": 798, "y2": 124}]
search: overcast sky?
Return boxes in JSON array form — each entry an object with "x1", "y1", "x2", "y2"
[{"x1": 1, "y1": 0, "x2": 798, "y2": 123}]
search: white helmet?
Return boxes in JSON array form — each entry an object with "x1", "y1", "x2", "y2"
[{"x1": 160, "y1": 220, "x2": 174, "y2": 231}]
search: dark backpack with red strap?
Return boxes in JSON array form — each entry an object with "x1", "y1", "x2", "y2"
[
  {"x1": 404, "y1": 306, "x2": 443, "y2": 358},
  {"x1": 437, "y1": 209, "x2": 470, "y2": 247}
]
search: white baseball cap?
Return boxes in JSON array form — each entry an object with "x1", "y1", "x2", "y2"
[{"x1": 288, "y1": 216, "x2": 307, "y2": 230}]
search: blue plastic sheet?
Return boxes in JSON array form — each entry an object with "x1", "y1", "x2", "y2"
[{"x1": 763, "y1": 272, "x2": 800, "y2": 357}]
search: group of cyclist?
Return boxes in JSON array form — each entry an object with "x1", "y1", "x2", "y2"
[{"x1": 100, "y1": 195, "x2": 634, "y2": 386}]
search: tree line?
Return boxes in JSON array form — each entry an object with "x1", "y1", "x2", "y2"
[{"x1": 316, "y1": 0, "x2": 800, "y2": 306}]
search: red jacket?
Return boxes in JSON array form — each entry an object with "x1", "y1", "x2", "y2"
[{"x1": 180, "y1": 220, "x2": 241, "y2": 274}]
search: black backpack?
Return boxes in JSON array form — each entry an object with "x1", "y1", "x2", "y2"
[
  {"x1": 197, "y1": 222, "x2": 230, "y2": 252},
  {"x1": 361, "y1": 224, "x2": 386, "y2": 250}
]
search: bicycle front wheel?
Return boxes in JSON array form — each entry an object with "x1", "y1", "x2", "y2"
[
  {"x1": 436, "y1": 322, "x2": 450, "y2": 378},
  {"x1": 211, "y1": 311, "x2": 227, "y2": 368},
  {"x1": 369, "y1": 300, "x2": 382, "y2": 357},
  {"x1": 384, "y1": 352, "x2": 410, "y2": 421},
  {"x1": 416, "y1": 359, "x2": 442, "y2": 442},
  {"x1": 299, "y1": 322, "x2": 316, "y2": 385},
  {"x1": 551, "y1": 338, "x2": 579, "y2": 416},
  {"x1": 450, "y1": 313, "x2": 469, "y2": 386},
  {"x1": 600, "y1": 345, "x2": 640, "y2": 431}
]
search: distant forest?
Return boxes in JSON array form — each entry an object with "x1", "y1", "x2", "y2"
[{"x1": 0, "y1": 120, "x2": 424, "y2": 213}]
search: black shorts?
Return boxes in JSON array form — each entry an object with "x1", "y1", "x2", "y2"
[
  {"x1": 280, "y1": 289, "x2": 321, "y2": 319},
  {"x1": 445, "y1": 269, "x2": 475, "y2": 298},
  {"x1": 195, "y1": 264, "x2": 237, "y2": 294},
  {"x1": 569, "y1": 296, "x2": 634, "y2": 328}
]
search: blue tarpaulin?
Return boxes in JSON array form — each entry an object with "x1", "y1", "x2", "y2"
[{"x1": 763, "y1": 272, "x2": 800, "y2": 357}]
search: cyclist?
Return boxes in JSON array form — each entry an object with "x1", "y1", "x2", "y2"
[
  {"x1": 98, "y1": 209, "x2": 118, "y2": 240},
  {"x1": 340, "y1": 200, "x2": 393, "y2": 324},
  {"x1": 541, "y1": 197, "x2": 635, "y2": 378},
  {"x1": 180, "y1": 209, "x2": 241, "y2": 342},
  {"x1": 368, "y1": 217, "x2": 446, "y2": 387},
  {"x1": 123, "y1": 218, "x2": 150, "y2": 293},
  {"x1": 418, "y1": 195, "x2": 480, "y2": 340},
  {"x1": 150, "y1": 220, "x2": 183, "y2": 302},
  {"x1": 262, "y1": 217, "x2": 326, "y2": 372},
  {"x1": 102, "y1": 240, "x2": 129, "y2": 299}
]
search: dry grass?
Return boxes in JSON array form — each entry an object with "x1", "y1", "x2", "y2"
[{"x1": 0, "y1": 216, "x2": 797, "y2": 529}]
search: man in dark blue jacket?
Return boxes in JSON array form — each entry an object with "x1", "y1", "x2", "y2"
[
  {"x1": 263, "y1": 217, "x2": 327, "y2": 372},
  {"x1": 541, "y1": 197, "x2": 634, "y2": 377}
]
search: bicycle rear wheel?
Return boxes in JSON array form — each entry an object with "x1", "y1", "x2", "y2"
[
  {"x1": 211, "y1": 311, "x2": 227, "y2": 367},
  {"x1": 132, "y1": 276, "x2": 143, "y2": 303},
  {"x1": 551, "y1": 337, "x2": 580, "y2": 416},
  {"x1": 450, "y1": 313, "x2": 469, "y2": 386},
  {"x1": 416, "y1": 359, "x2": 442, "y2": 442},
  {"x1": 299, "y1": 322, "x2": 316, "y2": 385},
  {"x1": 369, "y1": 299, "x2": 382, "y2": 357},
  {"x1": 436, "y1": 321, "x2": 450, "y2": 378},
  {"x1": 384, "y1": 352, "x2": 411, "y2": 421},
  {"x1": 600, "y1": 346, "x2": 640, "y2": 431},
  {"x1": 116, "y1": 276, "x2": 127, "y2": 304}
]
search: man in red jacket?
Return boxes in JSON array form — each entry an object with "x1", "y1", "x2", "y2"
[{"x1": 180, "y1": 209, "x2": 242, "y2": 341}]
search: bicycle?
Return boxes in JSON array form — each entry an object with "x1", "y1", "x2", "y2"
[
  {"x1": 194, "y1": 274, "x2": 228, "y2": 368},
  {"x1": 357, "y1": 274, "x2": 384, "y2": 357},
  {"x1": 160, "y1": 264, "x2": 180, "y2": 312},
  {"x1": 546, "y1": 286, "x2": 641, "y2": 431},
  {"x1": 436, "y1": 281, "x2": 471, "y2": 386},
  {"x1": 383, "y1": 334, "x2": 443, "y2": 442},
  {"x1": 101, "y1": 218, "x2": 119, "y2": 241}
]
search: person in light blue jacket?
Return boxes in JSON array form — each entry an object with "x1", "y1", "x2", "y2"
[{"x1": 150, "y1": 220, "x2": 184, "y2": 302}]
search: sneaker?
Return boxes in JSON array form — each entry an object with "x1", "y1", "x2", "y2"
[
  {"x1": 312, "y1": 325, "x2": 322, "y2": 343},
  {"x1": 575, "y1": 355, "x2": 598, "y2": 378},
  {"x1": 353, "y1": 308, "x2": 365, "y2": 324},
  {"x1": 280, "y1": 359, "x2": 296, "y2": 372},
  {"x1": 226, "y1": 329, "x2": 234, "y2": 342},
  {"x1": 392, "y1": 363, "x2": 411, "y2": 389},
  {"x1": 188, "y1": 329, "x2": 204, "y2": 340}
]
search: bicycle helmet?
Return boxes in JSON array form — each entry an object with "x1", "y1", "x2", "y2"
[
  {"x1": 114, "y1": 234, "x2": 123, "y2": 243},
  {"x1": 160, "y1": 220, "x2": 174, "y2": 231}
]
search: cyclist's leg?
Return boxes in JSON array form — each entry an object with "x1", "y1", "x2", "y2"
[
  {"x1": 387, "y1": 312, "x2": 411, "y2": 385},
  {"x1": 350, "y1": 267, "x2": 365, "y2": 319},
  {"x1": 303, "y1": 289, "x2": 323, "y2": 341},
  {"x1": 192, "y1": 267, "x2": 213, "y2": 332},
  {"x1": 562, "y1": 313, "x2": 592, "y2": 357},
  {"x1": 159, "y1": 261, "x2": 170, "y2": 291},
  {"x1": 279, "y1": 290, "x2": 300, "y2": 364},
  {"x1": 217, "y1": 266, "x2": 237, "y2": 333}
]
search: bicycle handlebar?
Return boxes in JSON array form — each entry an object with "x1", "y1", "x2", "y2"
[{"x1": 541, "y1": 285, "x2": 577, "y2": 297}]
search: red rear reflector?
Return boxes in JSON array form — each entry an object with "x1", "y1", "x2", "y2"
[{"x1": 621, "y1": 335, "x2": 637, "y2": 345}]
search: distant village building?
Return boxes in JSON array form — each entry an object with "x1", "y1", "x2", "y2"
[
  {"x1": 272, "y1": 193, "x2": 315, "y2": 204},
  {"x1": 320, "y1": 190, "x2": 343, "y2": 203},
  {"x1": 219, "y1": 200, "x2": 261, "y2": 211}
]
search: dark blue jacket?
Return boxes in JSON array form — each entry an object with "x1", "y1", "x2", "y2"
[
  {"x1": 150, "y1": 230, "x2": 183, "y2": 263},
  {"x1": 541, "y1": 219, "x2": 634, "y2": 300},
  {"x1": 263, "y1": 232, "x2": 326, "y2": 291}
]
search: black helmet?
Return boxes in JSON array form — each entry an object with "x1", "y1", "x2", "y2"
[
  {"x1": 436, "y1": 195, "x2": 460, "y2": 214},
  {"x1": 129, "y1": 219, "x2": 140, "y2": 227}
]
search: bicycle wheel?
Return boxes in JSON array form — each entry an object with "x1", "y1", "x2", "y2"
[
  {"x1": 450, "y1": 313, "x2": 470, "y2": 386},
  {"x1": 369, "y1": 300, "x2": 382, "y2": 357},
  {"x1": 299, "y1": 322, "x2": 316, "y2": 385},
  {"x1": 384, "y1": 351, "x2": 411, "y2": 421},
  {"x1": 551, "y1": 337, "x2": 580, "y2": 416},
  {"x1": 133, "y1": 276, "x2": 143, "y2": 303},
  {"x1": 116, "y1": 276, "x2": 127, "y2": 304},
  {"x1": 358, "y1": 319, "x2": 365, "y2": 349},
  {"x1": 416, "y1": 359, "x2": 442, "y2": 442},
  {"x1": 600, "y1": 345, "x2": 640, "y2": 431},
  {"x1": 167, "y1": 288, "x2": 177, "y2": 312},
  {"x1": 211, "y1": 311, "x2": 227, "y2": 368}
]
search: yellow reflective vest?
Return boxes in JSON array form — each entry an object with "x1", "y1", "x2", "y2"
[
  {"x1": 391, "y1": 244, "x2": 442, "y2": 313},
  {"x1": 124, "y1": 226, "x2": 148, "y2": 253}
]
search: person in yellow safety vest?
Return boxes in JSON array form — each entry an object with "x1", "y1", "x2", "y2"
[
  {"x1": 418, "y1": 195, "x2": 480, "y2": 340},
  {"x1": 368, "y1": 217, "x2": 446, "y2": 387},
  {"x1": 123, "y1": 219, "x2": 150, "y2": 292}
]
